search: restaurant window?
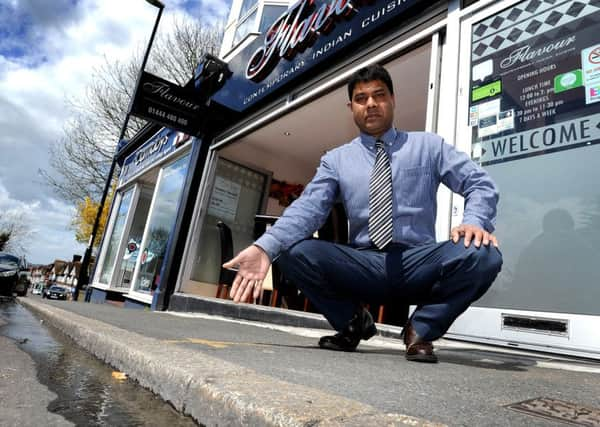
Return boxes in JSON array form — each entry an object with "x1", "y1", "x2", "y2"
[
  {"x1": 259, "y1": 5, "x2": 287, "y2": 32},
  {"x1": 132, "y1": 154, "x2": 191, "y2": 294},
  {"x1": 189, "y1": 157, "x2": 269, "y2": 287},
  {"x1": 466, "y1": 0, "x2": 600, "y2": 315},
  {"x1": 98, "y1": 189, "x2": 133, "y2": 285},
  {"x1": 239, "y1": 0, "x2": 257, "y2": 20},
  {"x1": 234, "y1": 9, "x2": 258, "y2": 45}
]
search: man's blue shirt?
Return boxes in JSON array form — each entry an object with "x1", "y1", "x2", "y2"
[{"x1": 255, "y1": 128, "x2": 498, "y2": 260}]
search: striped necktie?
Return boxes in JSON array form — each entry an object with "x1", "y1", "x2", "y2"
[{"x1": 368, "y1": 139, "x2": 393, "y2": 249}]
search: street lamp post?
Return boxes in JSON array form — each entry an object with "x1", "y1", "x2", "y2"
[{"x1": 75, "y1": 0, "x2": 165, "y2": 301}]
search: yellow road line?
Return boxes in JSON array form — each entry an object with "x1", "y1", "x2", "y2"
[{"x1": 162, "y1": 338, "x2": 268, "y2": 349}]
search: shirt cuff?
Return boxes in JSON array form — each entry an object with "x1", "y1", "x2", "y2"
[
  {"x1": 461, "y1": 215, "x2": 495, "y2": 233},
  {"x1": 254, "y1": 233, "x2": 282, "y2": 262}
]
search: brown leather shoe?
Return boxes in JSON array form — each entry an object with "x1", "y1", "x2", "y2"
[{"x1": 402, "y1": 322, "x2": 438, "y2": 363}]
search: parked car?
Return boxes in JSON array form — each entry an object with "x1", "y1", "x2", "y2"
[
  {"x1": 0, "y1": 252, "x2": 26, "y2": 297},
  {"x1": 32, "y1": 282, "x2": 45, "y2": 295},
  {"x1": 43, "y1": 285, "x2": 68, "y2": 300},
  {"x1": 15, "y1": 270, "x2": 31, "y2": 297}
]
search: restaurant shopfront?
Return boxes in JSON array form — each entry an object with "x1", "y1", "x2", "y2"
[
  {"x1": 100, "y1": 0, "x2": 599, "y2": 359},
  {"x1": 174, "y1": 0, "x2": 445, "y2": 301},
  {"x1": 90, "y1": 127, "x2": 201, "y2": 309}
]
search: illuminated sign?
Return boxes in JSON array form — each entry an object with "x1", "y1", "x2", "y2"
[
  {"x1": 213, "y1": 0, "x2": 426, "y2": 112},
  {"x1": 246, "y1": 0, "x2": 357, "y2": 81}
]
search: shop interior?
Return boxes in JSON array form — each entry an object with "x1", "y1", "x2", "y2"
[{"x1": 180, "y1": 42, "x2": 433, "y2": 319}]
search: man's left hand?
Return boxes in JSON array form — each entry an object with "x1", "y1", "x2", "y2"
[{"x1": 451, "y1": 224, "x2": 499, "y2": 248}]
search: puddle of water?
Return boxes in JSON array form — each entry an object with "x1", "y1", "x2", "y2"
[{"x1": 0, "y1": 300, "x2": 200, "y2": 427}]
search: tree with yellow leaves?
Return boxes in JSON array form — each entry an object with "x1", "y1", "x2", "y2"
[{"x1": 72, "y1": 192, "x2": 113, "y2": 248}]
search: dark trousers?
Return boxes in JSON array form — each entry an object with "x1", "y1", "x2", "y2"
[{"x1": 277, "y1": 238, "x2": 503, "y2": 341}]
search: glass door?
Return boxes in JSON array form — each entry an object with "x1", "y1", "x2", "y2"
[
  {"x1": 111, "y1": 186, "x2": 154, "y2": 290},
  {"x1": 95, "y1": 188, "x2": 134, "y2": 286},
  {"x1": 448, "y1": 0, "x2": 600, "y2": 359},
  {"x1": 130, "y1": 153, "x2": 191, "y2": 297}
]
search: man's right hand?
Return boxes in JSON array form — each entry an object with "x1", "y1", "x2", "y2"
[{"x1": 223, "y1": 245, "x2": 272, "y2": 303}]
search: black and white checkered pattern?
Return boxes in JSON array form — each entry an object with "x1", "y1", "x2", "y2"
[{"x1": 472, "y1": 0, "x2": 600, "y2": 61}]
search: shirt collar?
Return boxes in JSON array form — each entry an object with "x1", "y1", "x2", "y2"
[{"x1": 360, "y1": 128, "x2": 398, "y2": 150}]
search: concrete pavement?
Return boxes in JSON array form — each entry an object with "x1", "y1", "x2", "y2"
[{"x1": 17, "y1": 296, "x2": 600, "y2": 426}]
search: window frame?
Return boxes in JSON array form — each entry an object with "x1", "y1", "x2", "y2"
[
  {"x1": 92, "y1": 185, "x2": 138, "y2": 289},
  {"x1": 126, "y1": 150, "x2": 193, "y2": 304}
]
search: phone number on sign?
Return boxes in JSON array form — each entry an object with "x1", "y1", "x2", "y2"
[{"x1": 148, "y1": 107, "x2": 188, "y2": 126}]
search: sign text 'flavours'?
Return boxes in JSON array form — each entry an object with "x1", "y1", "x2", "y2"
[{"x1": 246, "y1": 0, "x2": 366, "y2": 81}]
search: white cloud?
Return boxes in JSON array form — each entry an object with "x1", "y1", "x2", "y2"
[
  {"x1": 0, "y1": 0, "x2": 232, "y2": 263},
  {"x1": 170, "y1": 0, "x2": 231, "y2": 23}
]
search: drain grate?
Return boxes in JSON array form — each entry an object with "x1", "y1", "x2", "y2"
[{"x1": 506, "y1": 397, "x2": 600, "y2": 426}]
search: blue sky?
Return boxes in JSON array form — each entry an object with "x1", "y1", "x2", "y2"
[{"x1": 0, "y1": 0, "x2": 232, "y2": 263}]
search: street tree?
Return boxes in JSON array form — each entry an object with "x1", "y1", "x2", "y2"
[
  {"x1": 40, "y1": 16, "x2": 223, "y2": 247},
  {"x1": 0, "y1": 211, "x2": 32, "y2": 255},
  {"x1": 40, "y1": 16, "x2": 223, "y2": 205},
  {"x1": 72, "y1": 195, "x2": 112, "y2": 248}
]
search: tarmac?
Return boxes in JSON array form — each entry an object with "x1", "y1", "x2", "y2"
[{"x1": 17, "y1": 295, "x2": 600, "y2": 427}]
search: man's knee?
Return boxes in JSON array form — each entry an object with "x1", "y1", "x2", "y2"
[
  {"x1": 444, "y1": 244, "x2": 502, "y2": 301},
  {"x1": 445, "y1": 239, "x2": 502, "y2": 273},
  {"x1": 475, "y1": 246, "x2": 502, "y2": 275},
  {"x1": 464, "y1": 245, "x2": 503, "y2": 292}
]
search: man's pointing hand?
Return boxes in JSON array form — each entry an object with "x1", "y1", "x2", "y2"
[{"x1": 223, "y1": 245, "x2": 272, "y2": 303}]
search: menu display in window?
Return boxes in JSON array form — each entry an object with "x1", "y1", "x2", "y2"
[
  {"x1": 208, "y1": 176, "x2": 242, "y2": 223},
  {"x1": 469, "y1": 0, "x2": 600, "y2": 166}
]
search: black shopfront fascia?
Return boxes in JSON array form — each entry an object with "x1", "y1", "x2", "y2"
[
  {"x1": 207, "y1": 0, "x2": 446, "y2": 146},
  {"x1": 209, "y1": 0, "x2": 438, "y2": 116},
  {"x1": 200, "y1": 2, "x2": 446, "y2": 146},
  {"x1": 169, "y1": 0, "x2": 444, "y2": 138}
]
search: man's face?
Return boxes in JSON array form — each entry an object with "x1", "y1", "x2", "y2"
[{"x1": 349, "y1": 79, "x2": 395, "y2": 138}]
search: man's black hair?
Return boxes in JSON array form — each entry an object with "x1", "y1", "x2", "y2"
[{"x1": 347, "y1": 64, "x2": 394, "y2": 101}]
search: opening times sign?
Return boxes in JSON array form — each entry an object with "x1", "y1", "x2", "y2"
[{"x1": 468, "y1": 0, "x2": 600, "y2": 166}]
